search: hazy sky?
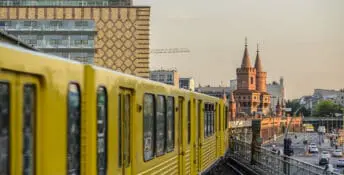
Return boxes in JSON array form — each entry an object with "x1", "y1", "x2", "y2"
[{"x1": 134, "y1": 0, "x2": 344, "y2": 99}]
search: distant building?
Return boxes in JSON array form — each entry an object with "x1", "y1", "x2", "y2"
[
  {"x1": 0, "y1": 20, "x2": 97, "y2": 64},
  {"x1": 300, "y1": 89, "x2": 344, "y2": 115},
  {"x1": 179, "y1": 77, "x2": 195, "y2": 91},
  {"x1": 0, "y1": 30, "x2": 39, "y2": 51},
  {"x1": 229, "y1": 79, "x2": 237, "y2": 91},
  {"x1": 233, "y1": 39, "x2": 270, "y2": 115},
  {"x1": 0, "y1": 1, "x2": 150, "y2": 78},
  {"x1": 335, "y1": 93, "x2": 344, "y2": 107},
  {"x1": 150, "y1": 69, "x2": 179, "y2": 87},
  {"x1": 267, "y1": 77, "x2": 286, "y2": 112},
  {"x1": 196, "y1": 85, "x2": 231, "y2": 99}
]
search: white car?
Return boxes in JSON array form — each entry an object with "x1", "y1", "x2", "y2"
[
  {"x1": 309, "y1": 145, "x2": 319, "y2": 153},
  {"x1": 337, "y1": 159, "x2": 344, "y2": 167},
  {"x1": 333, "y1": 149, "x2": 343, "y2": 157},
  {"x1": 321, "y1": 151, "x2": 331, "y2": 159}
]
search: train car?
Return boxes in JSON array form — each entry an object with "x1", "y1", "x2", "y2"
[
  {"x1": 0, "y1": 42, "x2": 229, "y2": 175},
  {"x1": 0, "y1": 43, "x2": 85, "y2": 174}
]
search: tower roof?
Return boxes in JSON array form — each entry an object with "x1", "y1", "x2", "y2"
[
  {"x1": 241, "y1": 37, "x2": 252, "y2": 68},
  {"x1": 254, "y1": 43, "x2": 263, "y2": 72}
]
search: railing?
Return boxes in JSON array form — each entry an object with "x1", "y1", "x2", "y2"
[
  {"x1": 228, "y1": 139, "x2": 341, "y2": 175},
  {"x1": 0, "y1": 25, "x2": 95, "y2": 32}
]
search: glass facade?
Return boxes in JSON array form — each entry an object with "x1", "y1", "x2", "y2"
[{"x1": 0, "y1": 20, "x2": 96, "y2": 64}]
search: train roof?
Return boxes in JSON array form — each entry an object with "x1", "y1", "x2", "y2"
[{"x1": 0, "y1": 42, "x2": 221, "y2": 101}]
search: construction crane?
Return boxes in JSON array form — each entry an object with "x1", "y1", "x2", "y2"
[{"x1": 150, "y1": 48, "x2": 190, "y2": 54}]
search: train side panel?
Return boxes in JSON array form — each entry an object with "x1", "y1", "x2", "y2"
[{"x1": 0, "y1": 44, "x2": 85, "y2": 175}]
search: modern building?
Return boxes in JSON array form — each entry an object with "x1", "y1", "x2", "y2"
[
  {"x1": 229, "y1": 79, "x2": 237, "y2": 91},
  {"x1": 0, "y1": 0, "x2": 150, "y2": 78},
  {"x1": 179, "y1": 77, "x2": 195, "y2": 91},
  {"x1": 0, "y1": 29, "x2": 39, "y2": 51},
  {"x1": 267, "y1": 77, "x2": 286, "y2": 112},
  {"x1": 233, "y1": 39, "x2": 271, "y2": 116},
  {"x1": 196, "y1": 85, "x2": 231, "y2": 99},
  {"x1": 0, "y1": 20, "x2": 96, "y2": 63},
  {"x1": 150, "y1": 69, "x2": 179, "y2": 87}
]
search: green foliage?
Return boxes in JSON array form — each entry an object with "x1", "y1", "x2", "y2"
[
  {"x1": 315, "y1": 100, "x2": 343, "y2": 117},
  {"x1": 285, "y1": 99, "x2": 311, "y2": 116}
]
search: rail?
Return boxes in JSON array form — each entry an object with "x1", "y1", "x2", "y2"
[{"x1": 228, "y1": 139, "x2": 341, "y2": 175}]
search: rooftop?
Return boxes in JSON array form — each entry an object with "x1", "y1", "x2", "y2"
[{"x1": 0, "y1": 0, "x2": 131, "y2": 7}]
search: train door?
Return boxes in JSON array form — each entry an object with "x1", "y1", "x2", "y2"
[
  {"x1": 178, "y1": 97, "x2": 185, "y2": 174},
  {"x1": 118, "y1": 89, "x2": 132, "y2": 175},
  {"x1": 0, "y1": 71, "x2": 40, "y2": 175}
]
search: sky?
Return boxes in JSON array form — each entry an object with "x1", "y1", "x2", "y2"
[{"x1": 134, "y1": 0, "x2": 344, "y2": 99}]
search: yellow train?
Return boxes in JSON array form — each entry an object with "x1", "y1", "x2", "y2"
[{"x1": 0, "y1": 42, "x2": 229, "y2": 175}]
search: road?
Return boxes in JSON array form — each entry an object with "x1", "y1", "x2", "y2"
[{"x1": 263, "y1": 132, "x2": 344, "y2": 173}]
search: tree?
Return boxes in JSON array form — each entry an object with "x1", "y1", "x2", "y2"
[
  {"x1": 315, "y1": 100, "x2": 343, "y2": 117},
  {"x1": 285, "y1": 99, "x2": 311, "y2": 116}
]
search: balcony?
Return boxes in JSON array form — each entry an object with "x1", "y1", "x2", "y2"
[{"x1": 35, "y1": 40, "x2": 95, "y2": 49}]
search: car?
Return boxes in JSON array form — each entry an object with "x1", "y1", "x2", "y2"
[
  {"x1": 332, "y1": 149, "x2": 343, "y2": 157},
  {"x1": 319, "y1": 157, "x2": 329, "y2": 166},
  {"x1": 271, "y1": 145, "x2": 281, "y2": 155},
  {"x1": 321, "y1": 151, "x2": 331, "y2": 159},
  {"x1": 309, "y1": 145, "x2": 319, "y2": 153},
  {"x1": 337, "y1": 159, "x2": 344, "y2": 167}
]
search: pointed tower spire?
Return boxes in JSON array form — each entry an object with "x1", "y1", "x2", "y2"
[
  {"x1": 241, "y1": 37, "x2": 252, "y2": 68},
  {"x1": 254, "y1": 42, "x2": 263, "y2": 72}
]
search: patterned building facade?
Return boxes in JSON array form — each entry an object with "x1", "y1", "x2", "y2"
[
  {"x1": 0, "y1": 6, "x2": 150, "y2": 78},
  {"x1": 233, "y1": 39, "x2": 271, "y2": 116}
]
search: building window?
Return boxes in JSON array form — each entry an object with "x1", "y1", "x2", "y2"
[
  {"x1": 50, "y1": 21, "x2": 63, "y2": 28},
  {"x1": 0, "y1": 83, "x2": 9, "y2": 174},
  {"x1": 156, "y1": 95, "x2": 166, "y2": 156},
  {"x1": 143, "y1": 94, "x2": 154, "y2": 161},
  {"x1": 75, "y1": 21, "x2": 88, "y2": 27},
  {"x1": 167, "y1": 74, "x2": 173, "y2": 81},
  {"x1": 23, "y1": 21, "x2": 31, "y2": 27},
  {"x1": 251, "y1": 77, "x2": 254, "y2": 85}
]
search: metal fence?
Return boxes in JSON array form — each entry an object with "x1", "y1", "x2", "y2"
[{"x1": 228, "y1": 139, "x2": 341, "y2": 175}]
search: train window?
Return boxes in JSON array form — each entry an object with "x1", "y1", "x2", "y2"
[
  {"x1": 204, "y1": 104, "x2": 208, "y2": 137},
  {"x1": 118, "y1": 95, "x2": 122, "y2": 167},
  {"x1": 204, "y1": 104, "x2": 206, "y2": 137},
  {"x1": 67, "y1": 83, "x2": 81, "y2": 175},
  {"x1": 187, "y1": 101, "x2": 191, "y2": 144},
  {"x1": 209, "y1": 104, "x2": 213, "y2": 135},
  {"x1": 143, "y1": 94, "x2": 154, "y2": 161},
  {"x1": 23, "y1": 84, "x2": 36, "y2": 175},
  {"x1": 97, "y1": 87, "x2": 107, "y2": 175},
  {"x1": 124, "y1": 94, "x2": 130, "y2": 167},
  {"x1": 218, "y1": 104, "x2": 220, "y2": 132},
  {"x1": 166, "y1": 97, "x2": 174, "y2": 152},
  {"x1": 0, "y1": 83, "x2": 9, "y2": 174},
  {"x1": 224, "y1": 106, "x2": 228, "y2": 130},
  {"x1": 156, "y1": 95, "x2": 166, "y2": 156}
]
